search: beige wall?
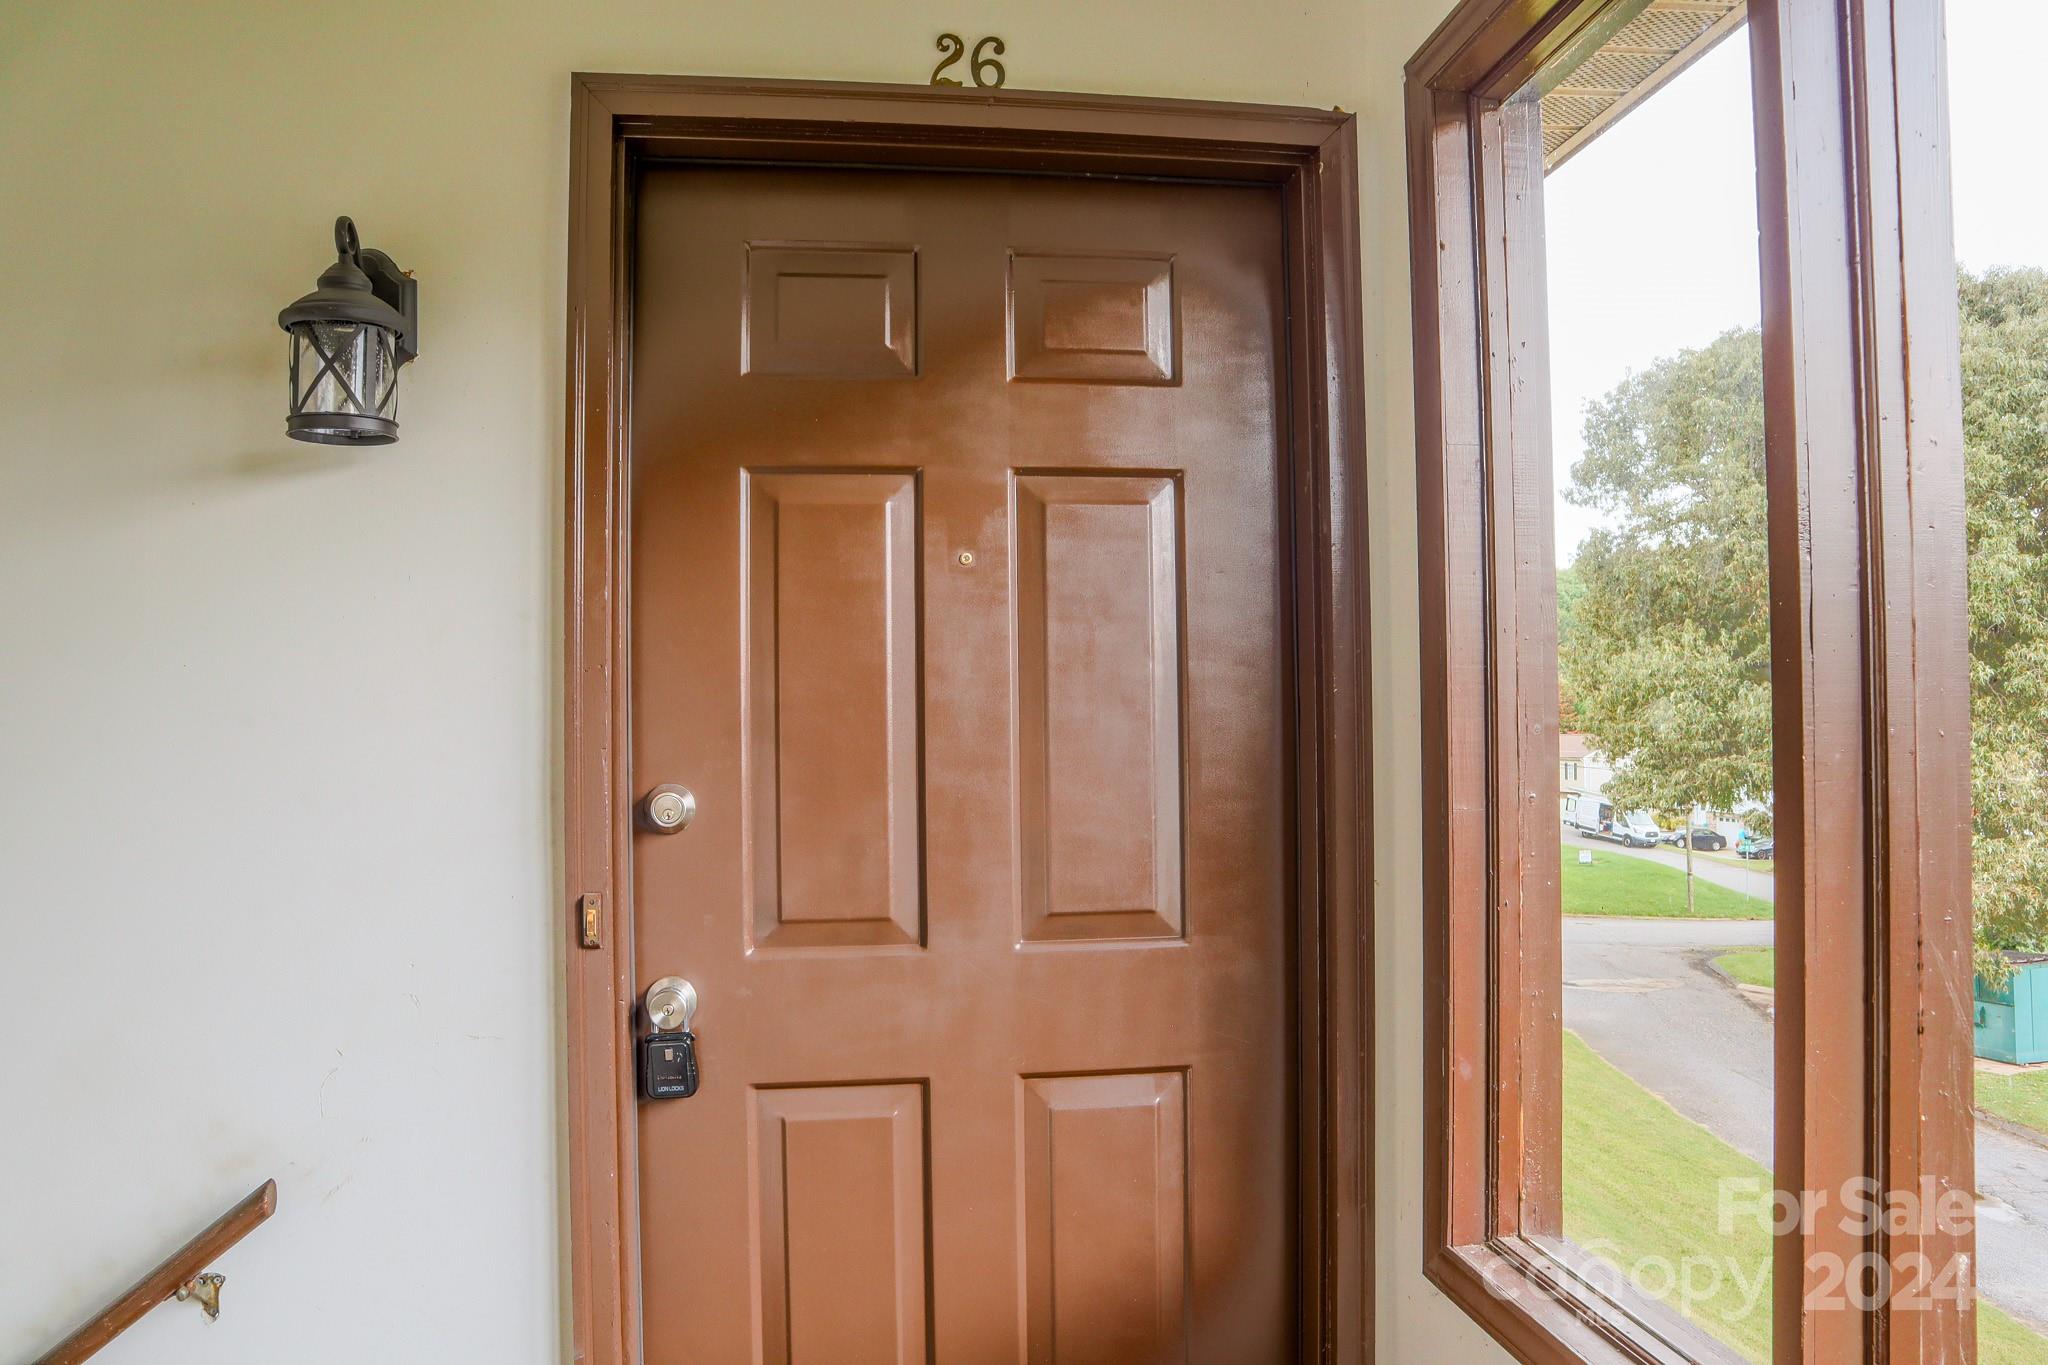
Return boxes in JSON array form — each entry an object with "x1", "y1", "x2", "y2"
[{"x1": 0, "y1": 1, "x2": 1497, "y2": 1359}]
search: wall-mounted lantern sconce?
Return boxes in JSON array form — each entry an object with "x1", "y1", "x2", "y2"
[{"x1": 277, "y1": 216, "x2": 417, "y2": 445}]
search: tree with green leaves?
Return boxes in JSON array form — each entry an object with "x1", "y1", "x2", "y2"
[
  {"x1": 1959, "y1": 268, "x2": 2048, "y2": 974},
  {"x1": 1561, "y1": 268, "x2": 2048, "y2": 972},
  {"x1": 1559, "y1": 327, "x2": 1773, "y2": 912}
]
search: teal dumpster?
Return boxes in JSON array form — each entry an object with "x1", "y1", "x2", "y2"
[{"x1": 1975, "y1": 952, "x2": 2048, "y2": 1065}]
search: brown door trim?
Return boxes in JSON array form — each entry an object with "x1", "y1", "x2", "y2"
[{"x1": 562, "y1": 73, "x2": 1370, "y2": 1365}]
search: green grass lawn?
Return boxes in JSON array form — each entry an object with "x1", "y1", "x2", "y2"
[
  {"x1": 1564, "y1": 1029, "x2": 1776, "y2": 1359},
  {"x1": 1561, "y1": 844, "x2": 1773, "y2": 920},
  {"x1": 1565, "y1": 1029, "x2": 2048, "y2": 1362},
  {"x1": 1978, "y1": 1067, "x2": 2048, "y2": 1144},
  {"x1": 1988, "y1": 1307, "x2": 2048, "y2": 1363},
  {"x1": 1714, "y1": 948, "x2": 1776, "y2": 989}
]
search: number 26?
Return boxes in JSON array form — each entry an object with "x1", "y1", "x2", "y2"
[{"x1": 931, "y1": 34, "x2": 1006, "y2": 88}]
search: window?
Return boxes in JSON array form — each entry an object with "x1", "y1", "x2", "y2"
[
  {"x1": 1943, "y1": 5, "x2": 2048, "y2": 1352},
  {"x1": 1545, "y1": 28, "x2": 1776, "y2": 1356},
  {"x1": 1408, "y1": 0, "x2": 1973, "y2": 1361}
]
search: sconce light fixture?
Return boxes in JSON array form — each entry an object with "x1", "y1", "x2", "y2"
[{"x1": 278, "y1": 216, "x2": 417, "y2": 445}]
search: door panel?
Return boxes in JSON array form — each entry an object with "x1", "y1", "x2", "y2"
[
  {"x1": 630, "y1": 165, "x2": 1293, "y2": 1364},
  {"x1": 743, "y1": 243, "x2": 919, "y2": 378},
  {"x1": 1019, "y1": 1071, "x2": 1189, "y2": 1365},
  {"x1": 741, "y1": 469, "x2": 923, "y2": 949},
  {"x1": 752, "y1": 1083, "x2": 931, "y2": 1365},
  {"x1": 1013, "y1": 471, "x2": 1183, "y2": 942},
  {"x1": 1007, "y1": 252, "x2": 1177, "y2": 384}
]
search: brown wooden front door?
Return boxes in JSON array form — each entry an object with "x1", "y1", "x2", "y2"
[{"x1": 628, "y1": 164, "x2": 1295, "y2": 1363}]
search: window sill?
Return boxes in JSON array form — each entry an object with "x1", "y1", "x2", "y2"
[{"x1": 1427, "y1": 1238, "x2": 1746, "y2": 1365}]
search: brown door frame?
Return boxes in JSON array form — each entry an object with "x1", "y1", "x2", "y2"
[{"x1": 561, "y1": 73, "x2": 1372, "y2": 1365}]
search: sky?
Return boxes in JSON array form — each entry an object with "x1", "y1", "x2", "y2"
[{"x1": 1544, "y1": 0, "x2": 2048, "y2": 566}]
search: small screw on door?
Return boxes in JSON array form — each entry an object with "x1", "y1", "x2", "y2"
[{"x1": 639, "y1": 784, "x2": 697, "y2": 833}]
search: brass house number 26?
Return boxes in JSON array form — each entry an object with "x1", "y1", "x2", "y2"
[{"x1": 931, "y1": 34, "x2": 1006, "y2": 88}]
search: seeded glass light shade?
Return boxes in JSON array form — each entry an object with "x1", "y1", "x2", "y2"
[
  {"x1": 278, "y1": 217, "x2": 417, "y2": 446},
  {"x1": 286, "y1": 318, "x2": 400, "y2": 444}
]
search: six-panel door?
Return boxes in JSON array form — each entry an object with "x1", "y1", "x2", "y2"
[{"x1": 630, "y1": 165, "x2": 1295, "y2": 1363}]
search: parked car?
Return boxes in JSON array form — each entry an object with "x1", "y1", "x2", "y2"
[
  {"x1": 1660, "y1": 826, "x2": 1727, "y2": 851},
  {"x1": 1736, "y1": 833, "x2": 1774, "y2": 860}
]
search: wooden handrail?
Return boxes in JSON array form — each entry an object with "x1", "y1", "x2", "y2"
[{"x1": 35, "y1": 1179, "x2": 277, "y2": 1365}]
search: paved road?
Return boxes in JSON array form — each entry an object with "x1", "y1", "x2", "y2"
[
  {"x1": 1564, "y1": 915, "x2": 2048, "y2": 1331},
  {"x1": 1564, "y1": 827, "x2": 1776, "y2": 904}
]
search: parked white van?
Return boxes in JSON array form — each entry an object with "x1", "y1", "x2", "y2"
[
  {"x1": 1614, "y1": 812, "x2": 1662, "y2": 847},
  {"x1": 1564, "y1": 795, "x2": 1660, "y2": 847}
]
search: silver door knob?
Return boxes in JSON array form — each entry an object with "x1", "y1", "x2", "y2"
[
  {"x1": 640, "y1": 784, "x2": 697, "y2": 833},
  {"x1": 644, "y1": 976, "x2": 698, "y2": 1033}
]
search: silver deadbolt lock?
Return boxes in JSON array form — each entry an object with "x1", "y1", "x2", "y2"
[{"x1": 640, "y1": 784, "x2": 696, "y2": 833}]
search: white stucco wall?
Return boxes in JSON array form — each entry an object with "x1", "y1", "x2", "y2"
[{"x1": 0, "y1": 1, "x2": 1497, "y2": 1359}]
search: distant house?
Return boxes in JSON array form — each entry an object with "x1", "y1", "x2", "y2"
[
  {"x1": 1561, "y1": 730, "x2": 1759, "y2": 841},
  {"x1": 1559, "y1": 731, "x2": 1614, "y2": 820}
]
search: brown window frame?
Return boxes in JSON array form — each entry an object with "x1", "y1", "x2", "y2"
[{"x1": 1408, "y1": 0, "x2": 1975, "y2": 1362}]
